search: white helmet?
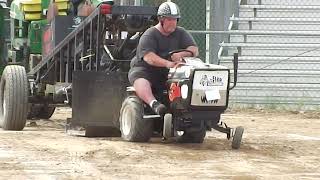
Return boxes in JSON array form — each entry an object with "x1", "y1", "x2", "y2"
[{"x1": 157, "y1": 1, "x2": 181, "y2": 19}]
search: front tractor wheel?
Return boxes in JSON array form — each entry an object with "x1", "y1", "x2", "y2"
[
  {"x1": 0, "y1": 65, "x2": 28, "y2": 130},
  {"x1": 119, "y1": 96, "x2": 153, "y2": 142},
  {"x1": 163, "y1": 113, "x2": 173, "y2": 139},
  {"x1": 232, "y1": 126, "x2": 244, "y2": 149}
]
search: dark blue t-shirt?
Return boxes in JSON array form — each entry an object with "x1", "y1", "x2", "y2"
[{"x1": 131, "y1": 26, "x2": 197, "y2": 72}]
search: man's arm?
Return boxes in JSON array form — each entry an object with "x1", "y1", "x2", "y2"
[
  {"x1": 184, "y1": 45, "x2": 199, "y2": 57},
  {"x1": 171, "y1": 45, "x2": 199, "y2": 62},
  {"x1": 144, "y1": 52, "x2": 177, "y2": 68}
]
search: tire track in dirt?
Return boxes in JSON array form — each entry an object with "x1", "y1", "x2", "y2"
[
  {"x1": 0, "y1": 129, "x2": 103, "y2": 179},
  {"x1": 0, "y1": 108, "x2": 319, "y2": 179}
]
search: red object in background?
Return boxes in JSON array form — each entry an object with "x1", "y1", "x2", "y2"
[
  {"x1": 43, "y1": 28, "x2": 52, "y2": 44},
  {"x1": 100, "y1": 4, "x2": 112, "y2": 14},
  {"x1": 169, "y1": 83, "x2": 181, "y2": 102},
  {"x1": 42, "y1": 28, "x2": 53, "y2": 57}
]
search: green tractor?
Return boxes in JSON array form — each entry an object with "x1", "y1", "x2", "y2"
[
  {"x1": 0, "y1": 0, "x2": 157, "y2": 132},
  {"x1": 0, "y1": 0, "x2": 112, "y2": 129},
  {"x1": 2, "y1": 0, "x2": 77, "y2": 129},
  {"x1": 0, "y1": 1, "x2": 9, "y2": 74},
  {"x1": 1, "y1": 0, "x2": 112, "y2": 72}
]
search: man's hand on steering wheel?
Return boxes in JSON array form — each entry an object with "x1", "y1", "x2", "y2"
[
  {"x1": 169, "y1": 49, "x2": 194, "y2": 62},
  {"x1": 171, "y1": 52, "x2": 185, "y2": 62},
  {"x1": 165, "y1": 60, "x2": 185, "y2": 69}
]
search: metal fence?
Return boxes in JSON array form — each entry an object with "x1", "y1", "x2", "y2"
[
  {"x1": 219, "y1": 0, "x2": 320, "y2": 110},
  {"x1": 120, "y1": 0, "x2": 238, "y2": 64},
  {"x1": 120, "y1": 0, "x2": 320, "y2": 110}
]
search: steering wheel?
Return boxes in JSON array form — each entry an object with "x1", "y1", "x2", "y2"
[{"x1": 168, "y1": 49, "x2": 194, "y2": 58}]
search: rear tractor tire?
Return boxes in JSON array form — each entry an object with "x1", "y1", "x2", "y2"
[
  {"x1": 0, "y1": 65, "x2": 28, "y2": 130},
  {"x1": 119, "y1": 96, "x2": 153, "y2": 142}
]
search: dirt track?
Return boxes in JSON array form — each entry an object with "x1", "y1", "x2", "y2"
[{"x1": 0, "y1": 107, "x2": 319, "y2": 180}]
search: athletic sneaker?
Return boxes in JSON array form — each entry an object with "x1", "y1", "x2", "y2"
[{"x1": 151, "y1": 101, "x2": 167, "y2": 116}]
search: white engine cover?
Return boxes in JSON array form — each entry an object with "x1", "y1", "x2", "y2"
[{"x1": 191, "y1": 70, "x2": 229, "y2": 107}]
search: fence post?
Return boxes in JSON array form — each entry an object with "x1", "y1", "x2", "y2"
[
  {"x1": 210, "y1": 0, "x2": 227, "y2": 64},
  {"x1": 209, "y1": 0, "x2": 239, "y2": 64}
]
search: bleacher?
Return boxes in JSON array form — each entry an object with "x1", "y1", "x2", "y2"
[{"x1": 219, "y1": 0, "x2": 320, "y2": 110}]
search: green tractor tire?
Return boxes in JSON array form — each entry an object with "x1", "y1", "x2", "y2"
[
  {"x1": 0, "y1": 65, "x2": 28, "y2": 130},
  {"x1": 27, "y1": 104, "x2": 56, "y2": 120},
  {"x1": 37, "y1": 106, "x2": 56, "y2": 119}
]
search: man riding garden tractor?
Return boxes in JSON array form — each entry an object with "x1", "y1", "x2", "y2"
[{"x1": 119, "y1": 50, "x2": 243, "y2": 148}]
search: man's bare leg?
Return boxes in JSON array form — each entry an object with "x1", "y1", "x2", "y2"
[
  {"x1": 133, "y1": 78, "x2": 167, "y2": 115},
  {"x1": 133, "y1": 78, "x2": 155, "y2": 105}
]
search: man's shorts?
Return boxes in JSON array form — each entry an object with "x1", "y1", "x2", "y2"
[{"x1": 128, "y1": 66, "x2": 168, "y2": 91}]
